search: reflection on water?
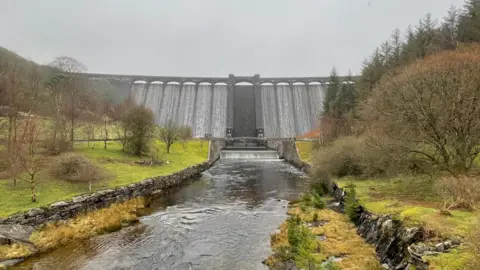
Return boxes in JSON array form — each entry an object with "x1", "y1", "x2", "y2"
[{"x1": 17, "y1": 160, "x2": 308, "y2": 270}]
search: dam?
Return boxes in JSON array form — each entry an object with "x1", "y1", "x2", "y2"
[{"x1": 84, "y1": 74, "x2": 350, "y2": 138}]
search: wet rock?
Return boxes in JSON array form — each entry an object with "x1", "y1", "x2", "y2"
[
  {"x1": 50, "y1": 201, "x2": 69, "y2": 208},
  {"x1": 0, "y1": 258, "x2": 24, "y2": 269},
  {"x1": 0, "y1": 225, "x2": 35, "y2": 244},
  {"x1": 443, "y1": 240, "x2": 452, "y2": 250},
  {"x1": 27, "y1": 208, "x2": 44, "y2": 217},
  {"x1": 381, "y1": 263, "x2": 389, "y2": 269},
  {"x1": 435, "y1": 243, "x2": 445, "y2": 252},
  {"x1": 308, "y1": 220, "x2": 328, "y2": 227}
]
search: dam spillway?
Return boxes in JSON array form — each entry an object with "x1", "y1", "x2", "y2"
[{"x1": 84, "y1": 74, "x2": 344, "y2": 138}]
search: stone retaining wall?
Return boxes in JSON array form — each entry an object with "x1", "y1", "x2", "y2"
[
  {"x1": 0, "y1": 140, "x2": 225, "y2": 227},
  {"x1": 266, "y1": 139, "x2": 310, "y2": 171}
]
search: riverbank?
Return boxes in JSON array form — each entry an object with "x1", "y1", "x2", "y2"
[
  {"x1": 0, "y1": 198, "x2": 146, "y2": 267},
  {"x1": 0, "y1": 139, "x2": 210, "y2": 217},
  {"x1": 293, "y1": 141, "x2": 480, "y2": 269},
  {"x1": 0, "y1": 140, "x2": 223, "y2": 266},
  {"x1": 266, "y1": 201, "x2": 382, "y2": 269}
]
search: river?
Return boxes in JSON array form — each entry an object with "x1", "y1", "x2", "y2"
[{"x1": 16, "y1": 160, "x2": 308, "y2": 270}]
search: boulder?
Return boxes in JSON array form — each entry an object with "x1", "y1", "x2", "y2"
[{"x1": 0, "y1": 225, "x2": 35, "y2": 244}]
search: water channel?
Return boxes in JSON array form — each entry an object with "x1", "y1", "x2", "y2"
[{"x1": 17, "y1": 159, "x2": 308, "y2": 270}]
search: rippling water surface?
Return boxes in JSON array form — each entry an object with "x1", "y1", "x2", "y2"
[{"x1": 17, "y1": 160, "x2": 308, "y2": 270}]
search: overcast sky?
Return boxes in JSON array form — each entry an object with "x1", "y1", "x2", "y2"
[{"x1": 1, "y1": 0, "x2": 464, "y2": 77}]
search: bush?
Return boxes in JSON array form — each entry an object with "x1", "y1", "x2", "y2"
[
  {"x1": 437, "y1": 175, "x2": 480, "y2": 210},
  {"x1": 121, "y1": 106, "x2": 155, "y2": 156},
  {"x1": 312, "y1": 135, "x2": 414, "y2": 178},
  {"x1": 50, "y1": 153, "x2": 106, "y2": 190},
  {"x1": 345, "y1": 184, "x2": 362, "y2": 222},
  {"x1": 43, "y1": 137, "x2": 71, "y2": 155}
]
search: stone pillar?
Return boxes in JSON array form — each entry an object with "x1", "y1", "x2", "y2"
[
  {"x1": 208, "y1": 84, "x2": 215, "y2": 136},
  {"x1": 289, "y1": 83, "x2": 298, "y2": 136},
  {"x1": 274, "y1": 84, "x2": 281, "y2": 138},
  {"x1": 253, "y1": 74, "x2": 264, "y2": 137},
  {"x1": 226, "y1": 74, "x2": 235, "y2": 137}
]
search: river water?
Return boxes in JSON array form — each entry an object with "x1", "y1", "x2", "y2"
[{"x1": 17, "y1": 160, "x2": 308, "y2": 270}]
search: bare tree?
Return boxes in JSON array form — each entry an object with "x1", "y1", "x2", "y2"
[
  {"x1": 16, "y1": 116, "x2": 43, "y2": 202},
  {"x1": 158, "y1": 120, "x2": 179, "y2": 154},
  {"x1": 102, "y1": 94, "x2": 113, "y2": 149},
  {"x1": 49, "y1": 56, "x2": 87, "y2": 147},
  {"x1": 15, "y1": 66, "x2": 43, "y2": 202},
  {"x1": 178, "y1": 125, "x2": 193, "y2": 149}
]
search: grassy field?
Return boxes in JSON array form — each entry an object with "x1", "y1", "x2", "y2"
[
  {"x1": 295, "y1": 141, "x2": 316, "y2": 162},
  {"x1": 0, "y1": 140, "x2": 209, "y2": 217},
  {"x1": 336, "y1": 176, "x2": 479, "y2": 269}
]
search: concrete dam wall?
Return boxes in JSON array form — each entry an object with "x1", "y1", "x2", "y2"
[{"x1": 83, "y1": 74, "x2": 350, "y2": 138}]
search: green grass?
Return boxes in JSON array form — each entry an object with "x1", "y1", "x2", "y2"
[
  {"x1": 0, "y1": 140, "x2": 208, "y2": 217},
  {"x1": 295, "y1": 141, "x2": 316, "y2": 162},
  {"x1": 336, "y1": 176, "x2": 480, "y2": 269},
  {"x1": 336, "y1": 176, "x2": 478, "y2": 238}
]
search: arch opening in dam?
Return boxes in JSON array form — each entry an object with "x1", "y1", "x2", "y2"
[{"x1": 83, "y1": 73, "x2": 350, "y2": 138}]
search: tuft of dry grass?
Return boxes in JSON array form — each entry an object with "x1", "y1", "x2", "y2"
[
  {"x1": 268, "y1": 204, "x2": 381, "y2": 270},
  {"x1": 30, "y1": 198, "x2": 145, "y2": 251},
  {"x1": 0, "y1": 243, "x2": 32, "y2": 261}
]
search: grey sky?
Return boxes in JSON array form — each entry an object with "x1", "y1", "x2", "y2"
[{"x1": 1, "y1": 0, "x2": 464, "y2": 77}]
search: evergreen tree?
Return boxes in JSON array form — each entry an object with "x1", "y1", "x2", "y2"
[
  {"x1": 458, "y1": 0, "x2": 480, "y2": 43},
  {"x1": 323, "y1": 67, "x2": 340, "y2": 116}
]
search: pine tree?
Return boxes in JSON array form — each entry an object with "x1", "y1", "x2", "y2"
[
  {"x1": 323, "y1": 67, "x2": 340, "y2": 116},
  {"x1": 458, "y1": 0, "x2": 480, "y2": 43}
]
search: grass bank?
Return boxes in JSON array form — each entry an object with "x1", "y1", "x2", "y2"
[
  {"x1": 0, "y1": 198, "x2": 146, "y2": 261},
  {"x1": 295, "y1": 141, "x2": 316, "y2": 162},
  {"x1": 0, "y1": 140, "x2": 209, "y2": 217},
  {"x1": 267, "y1": 202, "x2": 381, "y2": 269},
  {"x1": 336, "y1": 176, "x2": 479, "y2": 269}
]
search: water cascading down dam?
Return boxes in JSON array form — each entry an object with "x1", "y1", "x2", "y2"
[
  {"x1": 220, "y1": 140, "x2": 279, "y2": 160},
  {"x1": 82, "y1": 74, "x2": 352, "y2": 138}
]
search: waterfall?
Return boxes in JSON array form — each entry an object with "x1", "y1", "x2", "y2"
[
  {"x1": 308, "y1": 84, "x2": 326, "y2": 128},
  {"x1": 277, "y1": 85, "x2": 296, "y2": 138},
  {"x1": 158, "y1": 83, "x2": 181, "y2": 125},
  {"x1": 261, "y1": 85, "x2": 280, "y2": 138},
  {"x1": 292, "y1": 84, "x2": 312, "y2": 136},
  {"x1": 211, "y1": 84, "x2": 227, "y2": 138},
  {"x1": 144, "y1": 83, "x2": 164, "y2": 124},
  {"x1": 177, "y1": 84, "x2": 196, "y2": 128},
  {"x1": 220, "y1": 150, "x2": 279, "y2": 159},
  {"x1": 131, "y1": 83, "x2": 148, "y2": 106},
  {"x1": 193, "y1": 84, "x2": 212, "y2": 137}
]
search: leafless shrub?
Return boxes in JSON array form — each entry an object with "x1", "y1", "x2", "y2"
[
  {"x1": 49, "y1": 153, "x2": 106, "y2": 191},
  {"x1": 436, "y1": 175, "x2": 480, "y2": 210}
]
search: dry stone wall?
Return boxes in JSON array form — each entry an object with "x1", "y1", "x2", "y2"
[{"x1": 0, "y1": 140, "x2": 225, "y2": 227}]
